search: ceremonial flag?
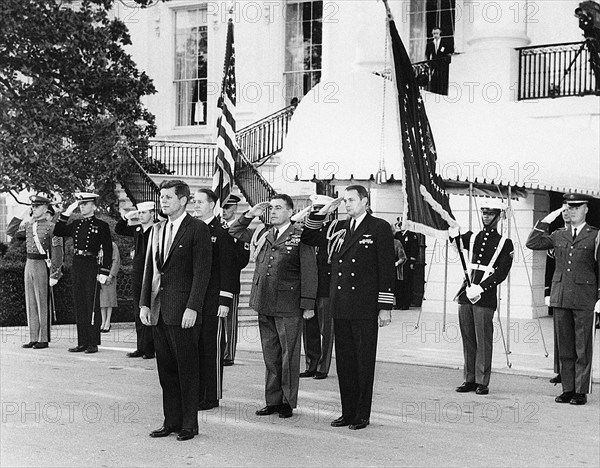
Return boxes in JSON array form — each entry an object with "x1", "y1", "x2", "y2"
[
  {"x1": 386, "y1": 7, "x2": 458, "y2": 239},
  {"x1": 212, "y1": 19, "x2": 237, "y2": 213}
]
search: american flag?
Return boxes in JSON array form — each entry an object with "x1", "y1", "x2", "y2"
[
  {"x1": 212, "y1": 19, "x2": 237, "y2": 213},
  {"x1": 386, "y1": 8, "x2": 458, "y2": 239}
]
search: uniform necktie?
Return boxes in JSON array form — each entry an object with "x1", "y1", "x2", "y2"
[
  {"x1": 573, "y1": 228, "x2": 577, "y2": 240},
  {"x1": 164, "y1": 222, "x2": 173, "y2": 260},
  {"x1": 350, "y1": 219, "x2": 356, "y2": 235},
  {"x1": 273, "y1": 229, "x2": 279, "y2": 240}
]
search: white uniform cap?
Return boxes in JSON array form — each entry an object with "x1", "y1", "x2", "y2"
[
  {"x1": 480, "y1": 199, "x2": 506, "y2": 211},
  {"x1": 75, "y1": 192, "x2": 99, "y2": 203},
  {"x1": 309, "y1": 194, "x2": 334, "y2": 207},
  {"x1": 136, "y1": 201, "x2": 155, "y2": 212}
]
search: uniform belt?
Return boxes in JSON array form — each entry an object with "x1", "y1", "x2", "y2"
[
  {"x1": 26, "y1": 253, "x2": 47, "y2": 260},
  {"x1": 74, "y1": 250, "x2": 95, "y2": 257}
]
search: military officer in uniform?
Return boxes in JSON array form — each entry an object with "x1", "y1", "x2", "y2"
[
  {"x1": 115, "y1": 201, "x2": 156, "y2": 359},
  {"x1": 452, "y1": 200, "x2": 514, "y2": 395},
  {"x1": 220, "y1": 194, "x2": 250, "y2": 366},
  {"x1": 394, "y1": 222, "x2": 419, "y2": 309},
  {"x1": 302, "y1": 185, "x2": 396, "y2": 430},
  {"x1": 526, "y1": 193, "x2": 599, "y2": 406},
  {"x1": 7, "y1": 195, "x2": 63, "y2": 349},
  {"x1": 193, "y1": 189, "x2": 237, "y2": 411},
  {"x1": 229, "y1": 194, "x2": 317, "y2": 419},
  {"x1": 54, "y1": 192, "x2": 112, "y2": 354}
]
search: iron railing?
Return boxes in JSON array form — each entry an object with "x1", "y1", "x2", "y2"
[
  {"x1": 148, "y1": 140, "x2": 217, "y2": 178},
  {"x1": 120, "y1": 148, "x2": 161, "y2": 210},
  {"x1": 236, "y1": 105, "x2": 296, "y2": 164},
  {"x1": 517, "y1": 41, "x2": 598, "y2": 100}
]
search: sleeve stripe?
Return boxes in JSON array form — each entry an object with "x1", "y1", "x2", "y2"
[
  {"x1": 220, "y1": 291, "x2": 234, "y2": 299},
  {"x1": 378, "y1": 292, "x2": 395, "y2": 303},
  {"x1": 304, "y1": 218, "x2": 324, "y2": 230}
]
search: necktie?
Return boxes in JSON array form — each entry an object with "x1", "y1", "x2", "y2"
[
  {"x1": 573, "y1": 228, "x2": 577, "y2": 240},
  {"x1": 164, "y1": 223, "x2": 173, "y2": 261},
  {"x1": 273, "y1": 229, "x2": 279, "y2": 240},
  {"x1": 350, "y1": 219, "x2": 356, "y2": 235}
]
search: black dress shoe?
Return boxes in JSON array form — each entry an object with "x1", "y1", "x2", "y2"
[
  {"x1": 85, "y1": 345, "x2": 98, "y2": 354},
  {"x1": 349, "y1": 419, "x2": 370, "y2": 430},
  {"x1": 22, "y1": 341, "x2": 37, "y2": 349},
  {"x1": 68, "y1": 345, "x2": 87, "y2": 353},
  {"x1": 142, "y1": 353, "x2": 155, "y2": 359},
  {"x1": 255, "y1": 405, "x2": 281, "y2": 416},
  {"x1": 313, "y1": 372, "x2": 328, "y2": 380},
  {"x1": 278, "y1": 404, "x2": 293, "y2": 418},
  {"x1": 299, "y1": 370, "x2": 316, "y2": 378},
  {"x1": 570, "y1": 393, "x2": 587, "y2": 405},
  {"x1": 555, "y1": 391, "x2": 575, "y2": 403},
  {"x1": 176, "y1": 427, "x2": 199, "y2": 441},
  {"x1": 149, "y1": 425, "x2": 181, "y2": 438},
  {"x1": 475, "y1": 385, "x2": 489, "y2": 395},
  {"x1": 223, "y1": 359, "x2": 234, "y2": 367},
  {"x1": 549, "y1": 374, "x2": 561, "y2": 384},
  {"x1": 127, "y1": 350, "x2": 144, "y2": 358},
  {"x1": 455, "y1": 382, "x2": 478, "y2": 393},
  {"x1": 33, "y1": 342, "x2": 48, "y2": 349},
  {"x1": 331, "y1": 416, "x2": 351, "y2": 427},
  {"x1": 198, "y1": 400, "x2": 219, "y2": 411}
]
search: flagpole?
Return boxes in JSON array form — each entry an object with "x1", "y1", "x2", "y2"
[
  {"x1": 442, "y1": 240, "x2": 448, "y2": 332},
  {"x1": 506, "y1": 185, "x2": 512, "y2": 354}
]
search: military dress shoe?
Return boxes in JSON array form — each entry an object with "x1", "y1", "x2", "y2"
[
  {"x1": 570, "y1": 393, "x2": 587, "y2": 405},
  {"x1": 278, "y1": 404, "x2": 293, "y2": 418},
  {"x1": 68, "y1": 345, "x2": 87, "y2": 353},
  {"x1": 22, "y1": 341, "x2": 37, "y2": 349},
  {"x1": 313, "y1": 372, "x2": 328, "y2": 380},
  {"x1": 127, "y1": 350, "x2": 144, "y2": 358},
  {"x1": 223, "y1": 359, "x2": 234, "y2": 367},
  {"x1": 176, "y1": 427, "x2": 199, "y2": 441},
  {"x1": 455, "y1": 382, "x2": 478, "y2": 393},
  {"x1": 349, "y1": 419, "x2": 370, "y2": 430},
  {"x1": 198, "y1": 400, "x2": 219, "y2": 411},
  {"x1": 33, "y1": 342, "x2": 48, "y2": 349},
  {"x1": 331, "y1": 416, "x2": 351, "y2": 427},
  {"x1": 149, "y1": 425, "x2": 181, "y2": 438},
  {"x1": 255, "y1": 405, "x2": 281, "y2": 416},
  {"x1": 84, "y1": 345, "x2": 98, "y2": 354},
  {"x1": 549, "y1": 374, "x2": 561, "y2": 384},
  {"x1": 299, "y1": 370, "x2": 316, "y2": 378},
  {"x1": 142, "y1": 353, "x2": 155, "y2": 359},
  {"x1": 475, "y1": 385, "x2": 489, "y2": 395},
  {"x1": 555, "y1": 391, "x2": 575, "y2": 403}
]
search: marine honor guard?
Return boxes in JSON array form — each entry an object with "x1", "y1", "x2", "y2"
[
  {"x1": 7, "y1": 195, "x2": 63, "y2": 349},
  {"x1": 452, "y1": 200, "x2": 514, "y2": 395},
  {"x1": 526, "y1": 193, "x2": 599, "y2": 405},
  {"x1": 54, "y1": 192, "x2": 112, "y2": 354}
]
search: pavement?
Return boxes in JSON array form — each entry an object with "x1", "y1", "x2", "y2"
[{"x1": 1, "y1": 308, "x2": 599, "y2": 467}]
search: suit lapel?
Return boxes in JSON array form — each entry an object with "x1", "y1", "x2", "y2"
[
  {"x1": 274, "y1": 224, "x2": 294, "y2": 245},
  {"x1": 338, "y1": 215, "x2": 370, "y2": 258},
  {"x1": 163, "y1": 214, "x2": 190, "y2": 266}
]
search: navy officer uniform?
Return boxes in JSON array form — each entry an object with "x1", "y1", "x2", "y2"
[
  {"x1": 526, "y1": 192, "x2": 599, "y2": 405},
  {"x1": 453, "y1": 201, "x2": 514, "y2": 395},
  {"x1": 302, "y1": 185, "x2": 396, "y2": 430},
  {"x1": 54, "y1": 192, "x2": 112, "y2": 353}
]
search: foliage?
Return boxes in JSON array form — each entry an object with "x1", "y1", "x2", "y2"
[{"x1": 0, "y1": 0, "x2": 157, "y2": 201}]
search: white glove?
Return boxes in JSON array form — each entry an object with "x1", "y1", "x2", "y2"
[
  {"x1": 541, "y1": 207, "x2": 564, "y2": 224},
  {"x1": 63, "y1": 201, "x2": 79, "y2": 216},
  {"x1": 49, "y1": 278, "x2": 58, "y2": 287},
  {"x1": 291, "y1": 205, "x2": 311, "y2": 223},
  {"x1": 448, "y1": 225, "x2": 460, "y2": 239},
  {"x1": 544, "y1": 296, "x2": 550, "y2": 307},
  {"x1": 466, "y1": 284, "x2": 483, "y2": 303},
  {"x1": 594, "y1": 300, "x2": 600, "y2": 313},
  {"x1": 97, "y1": 274, "x2": 108, "y2": 285},
  {"x1": 303, "y1": 310, "x2": 315, "y2": 320}
]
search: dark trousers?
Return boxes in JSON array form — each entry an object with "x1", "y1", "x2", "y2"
[
  {"x1": 458, "y1": 303, "x2": 495, "y2": 387},
  {"x1": 552, "y1": 310, "x2": 560, "y2": 374},
  {"x1": 132, "y1": 284, "x2": 155, "y2": 355},
  {"x1": 396, "y1": 271, "x2": 413, "y2": 309},
  {"x1": 72, "y1": 257, "x2": 100, "y2": 347},
  {"x1": 302, "y1": 297, "x2": 334, "y2": 375},
  {"x1": 224, "y1": 294, "x2": 239, "y2": 362},
  {"x1": 153, "y1": 314, "x2": 200, "y2": 431},
  {"x1": 554, "y1": 308, "x2": 595, "y2": 394},
  {"x1": 199, "y1": 315, "x2": 225, "y2": 402},
  {"x1": 258, "y1": 314, "x2": 303, "y2": 408},
  {"x1": 334, "y1": 317, "x2": 379, "y2": 422}
]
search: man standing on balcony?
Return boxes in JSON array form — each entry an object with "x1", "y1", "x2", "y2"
[
  {"x1": 192, "y1": 189, "x2": 237, "y2": 411},
  {"x1": 229, "y1": 194, "x2": 317, "y2": 419},
  {"x1": 220, "y1": 194, "x2": 250, "y2": 366},
  {"x1": 425, "y1": 27, "x2": 454, "y2": 95},
  {"x1": 115, "y1": 201, "x2": 156, "y2": 359},
  {"x1": 526, "y1": 193, "x2": 599, "y2": 406}
]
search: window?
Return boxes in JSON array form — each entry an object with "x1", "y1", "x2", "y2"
[
  {"x1": 408, "y1": 0, "x2": 456, "y2": 62},
  {"x1": 174, "y1": 8, "x2": 208, "y2": 127},
  {"x1": 283, "y1": 1, "x2": 322, "y2": 105}
]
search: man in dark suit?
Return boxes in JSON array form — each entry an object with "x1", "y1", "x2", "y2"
[
  {"x1": 192, "y1": 189, "x2": 237, "y2": 411},
  {"x1": 140, "y1": 180, "x2": 212, "y2": 441},
  {"x1": 526, "y1": 193, "x2": 599, "y2": 406},
  {"x1": 425, "y1": 27, "x2": 454, "y2": 95},
  {"x1": 229, "y1": 194, "x2": 317, "y2": 419},
  {"x1": 115, "y1": 201, "x2": 156, "y2": 359},
  {"x1": 394, "y1": 222, "x2": 419, "y2": 309},
  {"x1": 302, "y1": 185, "x2": 396, "y2": 430}
]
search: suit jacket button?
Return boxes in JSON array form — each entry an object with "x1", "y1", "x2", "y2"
[{"x1": 337, "y1": 286, "x2": 341, "y2": 290}]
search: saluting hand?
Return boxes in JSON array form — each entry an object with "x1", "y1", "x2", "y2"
[
  {"x1": 541, "y1": 206, "x2": 564, "y2": 224},
  {"x1": 181, "y1": 308, "x2": 197, "y2": 328},
  {"x1": 317, "y1": 196, "x2": 344, "y2": 216},
  {"x1": 247, "y1": 201, "x2": 270, "y2": 218},
  {"x1": 63, "y1": 200, "x2": 79, "y2": 216}
]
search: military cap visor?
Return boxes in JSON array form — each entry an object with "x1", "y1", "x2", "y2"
[
  {"x1": 29, "y1": 195, "x2": 51, "y2": 206},
  {"x1": 75, "y1": 192, "x2": 99, "y2": 203},
  {"x1": 223, "y1": 194, "x2": 241, "y2": 207},
  {"x1": 563, "y1": 193, "x2": 593, "y2": 206}
]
